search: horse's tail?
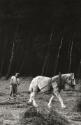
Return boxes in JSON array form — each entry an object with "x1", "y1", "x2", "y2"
[
  {"x1": 28, "y1": 86, "x2": 33, "y2": 93},
  {"x1": 28, "y1": 87, "x2": 33, "y2": 94},
  {"x1": 28, "y1": 81, "x2": 33, "y2": 94}
]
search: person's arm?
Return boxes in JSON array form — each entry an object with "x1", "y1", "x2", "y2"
[{"x1": 17, "y1": 78, "x2": 20, "y2": 85}]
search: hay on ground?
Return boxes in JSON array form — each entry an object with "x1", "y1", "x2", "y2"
[{"x1": 20, "y1": 106, "x2": 70, "y2": 125}]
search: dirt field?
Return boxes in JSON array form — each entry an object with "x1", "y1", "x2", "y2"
[{"x1": 0, "y1": 77, "x2": 81, "y2": 125}]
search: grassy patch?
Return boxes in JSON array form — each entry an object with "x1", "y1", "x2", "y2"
[{"x1": 20, "y1": 106, "x2": 70, "y2": 125}]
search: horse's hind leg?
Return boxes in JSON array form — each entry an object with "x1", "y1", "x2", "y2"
[
  {"x1": 48, "y1": 95, "x2": 54, "y2": 108},
  {"x1": 28, "y1": 92, "x2": 38, "y2": 107}
]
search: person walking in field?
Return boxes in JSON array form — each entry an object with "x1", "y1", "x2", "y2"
[{"x1": 9, "y1": 73, "x2": 20, "y2": 99}]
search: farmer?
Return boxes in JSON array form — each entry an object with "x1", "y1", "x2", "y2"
[{"x1": 9, "y1": 73, "x2": 20, "y2": 98}]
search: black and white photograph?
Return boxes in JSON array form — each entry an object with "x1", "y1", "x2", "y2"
[{"x1": 0, "y1": 0, "x2": 81, "y2": 125}]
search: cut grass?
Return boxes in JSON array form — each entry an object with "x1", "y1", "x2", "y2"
[{"x1": 20, "y1": 106, "x2": 71, "y2": 125}]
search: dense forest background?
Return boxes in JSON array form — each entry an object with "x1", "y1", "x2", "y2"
[{"x1": 0, "y1": 0, "x2": 81, "y2": 78}]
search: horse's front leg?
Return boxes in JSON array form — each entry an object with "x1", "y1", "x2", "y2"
[
  {"x1": 48, "y1": 95, "x2": 54, "y2": 108},
  {"x1": 28, "y1": 92, "x2": 38, "y2": 107},
  {"x1": 54, "y1": 90, "x2": 66, "y2": 108}
]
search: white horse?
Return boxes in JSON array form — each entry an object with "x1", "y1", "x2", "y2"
[{"x1": 28, "y1": 73, "x2": 76, "y2": 108}]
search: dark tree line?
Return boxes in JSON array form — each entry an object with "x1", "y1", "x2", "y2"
[{"x1": 0, "y1": 0, "x2": 81, "y2": 78}]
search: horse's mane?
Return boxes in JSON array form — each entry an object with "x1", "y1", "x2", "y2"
[
  {"x1": 51, "y1": 73, "x2": 74, "y2": 92},
  {"x1": 51, "y1": 73, "x2": 74, "y2": 82}
]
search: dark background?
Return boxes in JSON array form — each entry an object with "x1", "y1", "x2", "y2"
[{"x1": 0, "y1": 0, "x2": 81, "y2": 78}]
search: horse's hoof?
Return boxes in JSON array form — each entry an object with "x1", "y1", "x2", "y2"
[
  {"x1": 28, "y1": 101, "x2": 32, "y2": 105},
  {"x1": 62, "y1": 105, "x2": 66, "y2": 109},
  {"x1": 48, "y1": 104, "x2": 52, "y2": 109},
  {"x1": 33, "y1": 104, "x2": 38, "y2": 108}
]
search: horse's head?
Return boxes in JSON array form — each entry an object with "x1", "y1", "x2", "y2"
[{"x1": 65, "y1": 73, "x2": 76, "y2": 89}]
